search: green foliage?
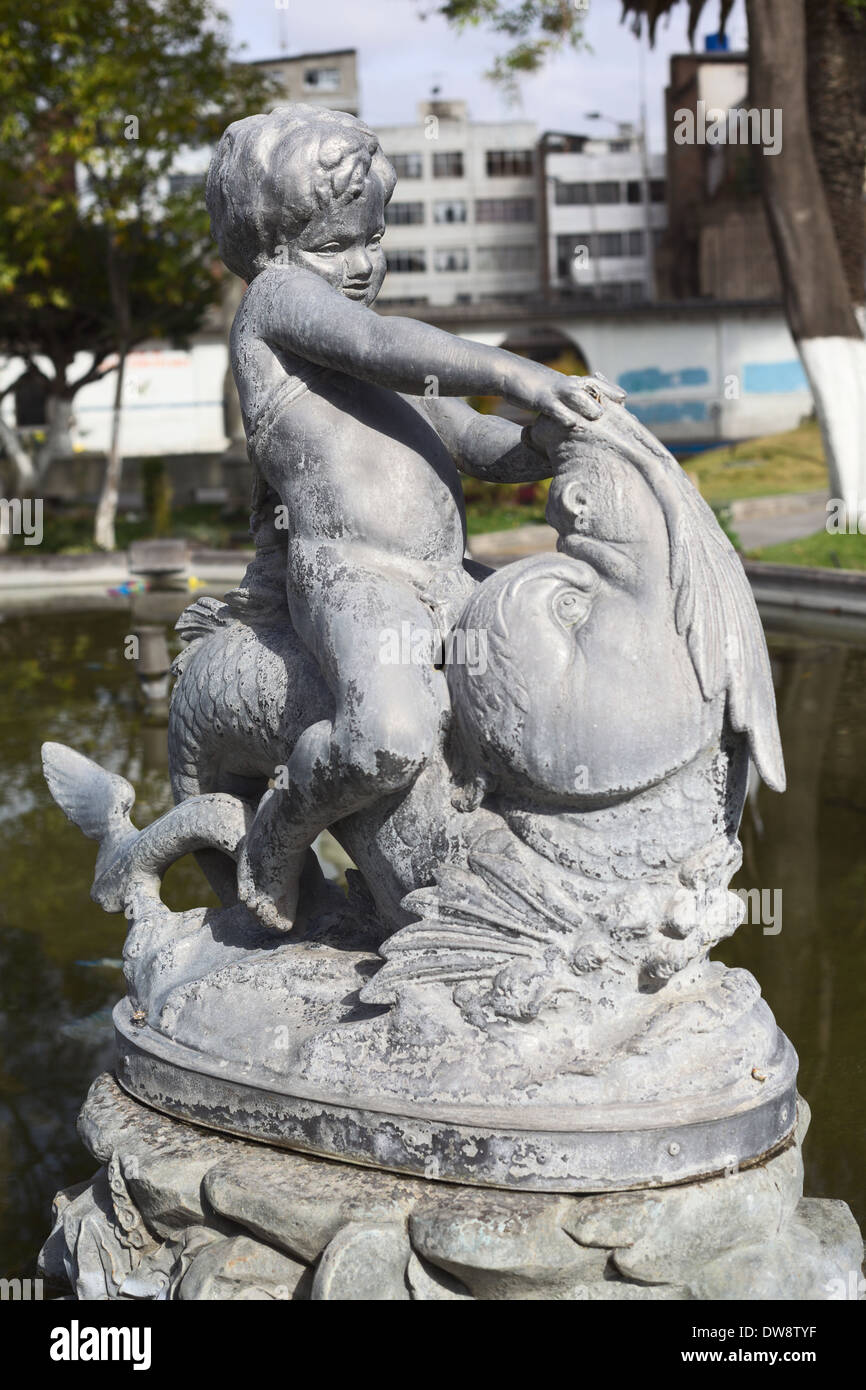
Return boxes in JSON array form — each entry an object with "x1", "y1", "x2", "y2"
[
  {"x1": 419, "y1": 1, "x2": 587, "y2": 97},
  {"x1": 0, "y1": 0, "x2": 277, "y2": 396}
]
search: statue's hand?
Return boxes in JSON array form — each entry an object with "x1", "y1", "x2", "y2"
[
  {"x1": 524, "y1": 374, "x2": 627, "y2": 458},
  {"x1": 533, "y1": 371, "x2": 626, "y2": 429}
]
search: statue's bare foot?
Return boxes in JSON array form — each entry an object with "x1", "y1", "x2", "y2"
[{"x1": 236, "y1": 789, "x2": 307, "y2": 932}]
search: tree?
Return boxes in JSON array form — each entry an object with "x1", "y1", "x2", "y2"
[
  {"x1": 0, "y1": 1, "x2": 275, "y2": 549},
  {"x1": 621, "y1": 0, "x2": 866, "y2": 516},
  {"x1": 417, "y1": 1, "x2": 588, "y2": 96},
  {"x1": 418, "y1": 0, "x2": 866, "y2": 513}
]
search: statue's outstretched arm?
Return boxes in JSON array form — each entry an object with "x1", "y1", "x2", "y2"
[{"x1": 245, "y1": 267, "x2": 596, "y2": 425}]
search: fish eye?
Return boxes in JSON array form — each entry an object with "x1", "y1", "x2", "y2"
[{"x1": 553, "y1": 588, "x2": 592, "y2": 627}]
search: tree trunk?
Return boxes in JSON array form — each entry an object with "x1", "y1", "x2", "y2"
[
  {"x1": 804, "y1": 0, "x2": 866, "y2": 318},
  {"x1": 36, "y1": 393, "x2": 76, "y2": 480},
  {"x1": 93, "y1": 351, "x2": 126, "y2": 552},
  {"x1": 0, "y1": 416, "x2": 35, "y2": 553},
  {"x1": 746, "y1": 0, "x2": 866, "y2": 515},
  {"x1": 0, "y1": 415, "x2": 37, "y2": 492}
]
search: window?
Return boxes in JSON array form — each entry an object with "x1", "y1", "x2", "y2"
[
  {"x1": 627, "y1": 179, "x2": 666, "y2": 204},
  {"x1": 386, "y1": 202, "x2": 425, "y2": 226},
  {"x1": 434, "y1": 247, "x2": 469, "y2": 272},
  {"x1": 555, "y1": 181, "x2": 591, "y2": 205},
  {"x1": 597, "y1": 232, "x2": 624, "y2": 257},
  {"x1": 627, "y1": 230, "x2": 644, "y2": 256},
  {"x1": 386, "y1": 250, "x2": 427, "y2": 273},
  {"x1": 168, "y1": 173, "x2": 202, "y2": 196},
  {"x1": 608, "y1": 139, "x2": 631, "y2": 153},
  {"x1": 391, "y1": 153, "x2": 423, "y2": 179},
  {"x1": 377, "y1": 296, "x2": 429, "y2": 306},
  {"x1": 555, "y1": 232, "x2": 628, "y2": 274},
  {"x1": 303, "y1": 67, "x2": 341, "y2": 92},
  {"x1": 485, "y1": 149, "x2": 534, "y2": 177},
  {"x1": 479, "y1": 292, "x2": 532, "y2": 303},
  {"x1": 475, "y1": 197, "x2": 535, "y2": 223},
  {"x1": 554, "y1": 180, "x2": 619, "y2": 205},
  {"x1": 433, "y1": 199, "x2": 467, "y2": 224},
  {"x1": 432, "y1": 151, "x2": 464, "y2": 178},
  {"x1": 476, "y1": 244, "x2": 536, "y2": 272}
]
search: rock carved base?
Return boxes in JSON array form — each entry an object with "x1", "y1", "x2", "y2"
[{"x1": 40, "y1": 1074, "x2": 863, "y2": 1301}]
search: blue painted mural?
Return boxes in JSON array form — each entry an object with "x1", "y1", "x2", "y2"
[
  {"x1": 742, "y1": 361, "x2": 808, "y2": 394},
  {"x1": 628, "y1": 401, "x2": 709, "y2": 425},
  {"x1": 617, "y1": 366, "x2": 710, "y2": 393}
]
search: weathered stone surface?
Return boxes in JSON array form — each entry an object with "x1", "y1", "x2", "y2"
[
  {"x1": 37, "y1": 103, "x2": 860, "y2": 1265},
  {"x1": 203, "y1": 1151, "x2": 427, "y2": 1263},
  {"x1": 178, "y1": 1234, "x2": 309, "y2": 1301},
  {"x1": 40, "y1": 1078, "x2": 863, "y2": 1301},
  {"x1": 405, "y1": 1252, "x2": 472, "y2": 1301},
  {"x1": 78, "y1": 1071, "x2": 247, "y2": 1240},
  {"x1": 42, "y1": 106, "x2": 800, "y2": 1186},
  {"x1": 310, "y1": 1224, "x2": 412, "y2": 1301},
  {"x1": 409, "y1": 1188, "x2": 607, "y2": 1299}
]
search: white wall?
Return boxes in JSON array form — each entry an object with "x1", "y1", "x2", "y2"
[
  {"x1": 1, "y1": 342, "x2": 229, "y2": 456},
  {"x1": 454, "y1": 307, "x2": 812, "y2": 447}
]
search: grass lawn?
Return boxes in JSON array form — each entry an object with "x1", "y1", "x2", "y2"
[
  {"x1": 681, "y1": 418, "x2": 826, "y2": 505},
  {"x1": 747, "y1": 528, "x2": 866, "y2": 571},
  {"x1": 465, "y1": 500, "x2": 547, "y2": 534}
]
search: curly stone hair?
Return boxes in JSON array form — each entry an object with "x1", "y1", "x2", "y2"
[{"x1": 206, "y1": 103, "x2": 396, "y2": 281}]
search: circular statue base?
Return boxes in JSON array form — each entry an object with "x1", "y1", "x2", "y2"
[
  {"x1": 40, "y1": 1074, "x2": 862, "y2": 1301},
  {"x1": 114, "y1": 997, "x2": 799, "y2": 1194}
]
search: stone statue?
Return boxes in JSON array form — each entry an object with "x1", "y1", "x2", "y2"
[{"x1": 39, "y1": 105, "x2": 861, "y2": 1299}]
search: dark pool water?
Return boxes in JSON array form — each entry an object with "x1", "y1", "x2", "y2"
[{"x1": 0, "y1": 602, "x2": 863, "y2": 1276}]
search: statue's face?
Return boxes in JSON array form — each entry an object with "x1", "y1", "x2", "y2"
[
  {"x1": 281, "y1": 179, "x2": 387, "y2": 305},
  {"x1": 457, "y1": 447, "x2": 721, "y2": 803}
]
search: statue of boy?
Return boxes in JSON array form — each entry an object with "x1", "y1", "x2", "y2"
[{"x1": 205, "y1": 103, "x2": 621, "y2": 930}]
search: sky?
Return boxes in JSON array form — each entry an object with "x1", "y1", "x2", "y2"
[{"x1": 220, "y1": 0, "x2": 749, "y2": 154}]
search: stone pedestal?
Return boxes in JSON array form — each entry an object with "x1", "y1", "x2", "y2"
[{"x1": 40, "y1": 1074, "x2": 862, "y2": 1301}]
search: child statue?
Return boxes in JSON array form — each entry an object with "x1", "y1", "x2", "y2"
[{"x1": 205, "y1": 103, "x2": 620, "y2": 930}]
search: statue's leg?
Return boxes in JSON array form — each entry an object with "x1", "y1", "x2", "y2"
[{"x1": 238, "y1": 562, "x2": 449, "y2": 932}]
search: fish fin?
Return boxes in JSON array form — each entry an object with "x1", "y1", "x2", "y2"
[{"x1": 42, "y1": 742, "x2": 135, "y2": 843}]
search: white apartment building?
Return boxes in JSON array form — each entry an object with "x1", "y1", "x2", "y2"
[
  {"x1": 376, "y1": 102, "x2": 540, "y2": 308},
  {"x1": 544, "y1": 128, "x2": 667, "y2": 303}
]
